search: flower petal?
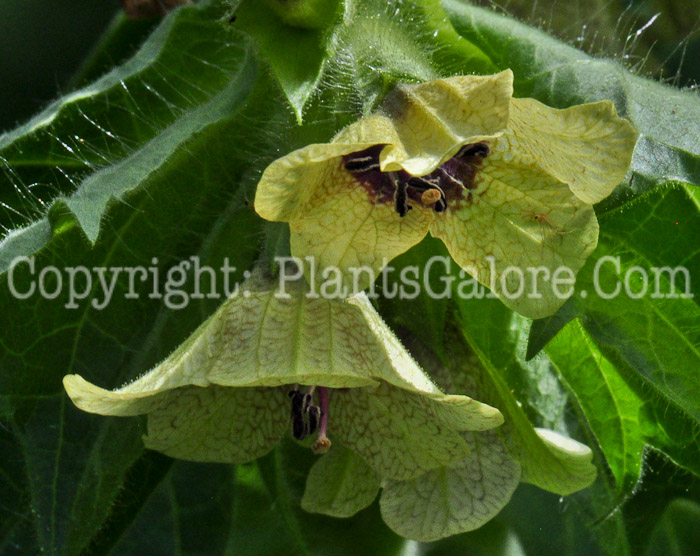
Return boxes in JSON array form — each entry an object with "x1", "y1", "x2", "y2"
[
  {"x1": 520, "y1": 428, "x2": 596, "y2": 495},
  {"x1": 345, "y1": 293, "x2": 442, "y2": 394},
  {"x1": 332, "y1": 383, "x2": 475, "y2": 480},
  {"x1": 301, "y1": 444, "x2": 381, "y2": 518},
  {"x1": 62, "y1": 378, "x2": 288, "y2": 463},
  {"x1": 348, "y1": 294, "x2": 504, "y2": 425},
  {"x1": 430, "y1": 150, "x2": 598, "y2": 319},
  {"x1": 255, "y1": 113, "x2": 408, "y2": 223},
  {"x1": 507, "y1": 98, "x2": 637, "y2": 204},
  {"x1": 65, "y1": 278, "x2": 489, "y2": 412},
  {"x1": 255, "y1": 141, "x2": 379, "y2": 222},
  {"x1": 63, "y1": 373, "x2": 165, "y2": 416},
  {"x1": 205, "y1": 285, "x2": 390, "y2": 387},
  {"x1": 346, "y1": 295, "x2": 505, "y2": 423},
  {"x1": 441, "y1": 335, "x2": 597, "y2": 496},
  {"x1": 379, "y1": 430, "x2": 521, "y2": 542},
  {"x1": 378, "y1": 71, "x2": 513, "y2": 175},
  {"x1": 67, "y1": 283, "x2": 411, "y2": 409},
  {"x1": 289, "y1": 159, "x2": 433, "y2": 294},
  {"x1": 256, "y1": 71, "x2": 513, "y2": 224},
  {"x1": 143, "y1": 385, "x2": 288, "y2": 463}
]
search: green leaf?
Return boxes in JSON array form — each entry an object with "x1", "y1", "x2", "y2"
[
  {"x1": 545, "y1": 321, "x2": 646, "y2": 498},
  {"x1": 0, "y1": 2, "x2": 256, "y2": 246},
  {"x1": 419, "y1": 517, "x2": 527, "y2": 556},
  {"x1": 67, "y1": 13, "x2": 159, "y2": 90},
  {"x1": 525, "y1": 298, "x2": 578, "y2": 360},
  {"x1": 265, "y1": 0, "x2": 342, "y2": 29},
  {"x1": 623, "y1": 451, "x2": 700, "y2": 556},
  {"x1": 0, "y1": 196, "x2": 262, "y2": 555},
  {"x1": 574, "y1": 187, "x2": 699, "y2": 422},
  {"x1": 322, "y1": 0, "x2": 495, "y2": 113},
  {"x1": 0, "y1": 424, "x2": 34, "y2": 555},
  {"x1": 0, "y1": 219, "x2": 52, "y2": 274},
  {"x1": 0, "y1": 13, "x2": 280, "y2": 549},
  {"x1": 528, "y1": 188, "x2": 700, "y2": 362},
  {"x1": 443, "y1": 0, "x2": 700, "y2": 204},
  {"x1": 376, "y1": 235, "x2": 452, "y2": 357},
  {"x1": 81, "y1": 451, "x2": 173, "y2": 556},
  {"x1": 528, "y1": 184, "x2": 700, "y2": 504},
  {"x1": 525, "y1": 186, "x2": 700, "y2": 490},
  {"x1": 235, "y1": 1, "x2": 331, "y2": 123},
  {"x1": 110, "y1": 460, "x2": 238, "y2": 555},
  {"x1": 646, "y1": 498, "x2": 700, "y2": 556},
  {"x1": 547, "y1": 317, "x2": 700, "y2": 496},
  {"x1": 502, "y1": 484, "x2": 615, "y2": 556}
]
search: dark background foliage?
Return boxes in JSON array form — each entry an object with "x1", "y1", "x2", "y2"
[
  {"x1": 1, "y1": 1, "x2": 699, "y2": 555},
  {"x1": 0, "y1": 1, "x2": 120, "y2": 132},
  {"x1": 3, "y1": 0, "x2": 697, "y2": 133}
]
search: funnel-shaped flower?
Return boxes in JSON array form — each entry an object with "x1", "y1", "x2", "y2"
[
  {"x1": 301, "y1": 338, "x2": 597, "y2": 542},
  {"x1": 255, "y1": 70, "x2": 636, "y2": 318},
  {"x1": 63, "y1": 275, "x2": 503, "y2": 481},
  {"x1": 301, "y1": 420, "x2": 595, "y2": 541}
]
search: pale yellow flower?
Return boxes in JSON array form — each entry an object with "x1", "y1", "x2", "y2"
[
  {"x1": 63, "y1": 276, "x2": 503, "y2": 480},
  {"x1": 255, "y1": 70, "x2": 636, "y2": 318}
]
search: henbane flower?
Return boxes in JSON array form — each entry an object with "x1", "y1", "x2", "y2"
[
  {"x1": 254, "y1": 70, "x2": 636, "y2": 318},
  {"x1": 63, "y1": 274, "x2": 503, "y2": 481},
  {"x1": 301, "y1": 336, "x2": 597, "y2": 542}
]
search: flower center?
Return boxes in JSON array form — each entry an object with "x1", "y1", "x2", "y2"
[
  {"x1": 343, "y1": 142, "x2": 489, "y2": 217},
  {"x1": 288, "y1": 387, "x2": 320, "y2": 440},
  {"x1": 288, "y1": 385, "x2": 331, "y2": 454}
]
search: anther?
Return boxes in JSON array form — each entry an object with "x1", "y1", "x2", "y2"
[
  {"x1": 289, "y1": 389, "x2": 310, "y2": 440},
  {"x1": 406, "y1": 176, "x2": 447, "y2": 212},
  {"x1": 421, "y1": 188, "x2": 442, "y2": 206},
  {"x1": 289, "y1": 387, "x2": 323, "y2": 441},
  {"x1": 393, "y1": 174, "x2": 412, "y2": 217},
  {"x1": 345, "y1": 154, "x2": 380, "y2": 173}
]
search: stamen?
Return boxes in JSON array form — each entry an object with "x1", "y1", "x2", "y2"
[
  {"x1": 345, "y1": 141, "x2": 489, "y2": 217},
  {"x1": 288, "y1": 389, "x2": 309, "y2": 440},
  {"x1": 457, "y1": 142, "x2": 490, "y2": 158},
  {"x1": 392, "y1": 173, "x2": 412, "y2": 217},
  {"x1": 435, "y1": 167, "x2": 464, "y2": 189},
  {"x1": 301, "y1": 390, "x2": 318, "y2": 436},
  {"x1": 307, "y1": 405, "x2": 320, "y2": 436},
  {"x1": 345, "y1": 155, "x2": 380, "y2": 173},
  {"x1": 406, "y1": 176, "x2": 447, "y2": 212},
  {"x1": 312, "y1": 387, "x2": 331, "y2": 454},
  {"x1": 421, "y1": 188, "x2": 442, "y2": 206},
  {"x1": 406, "y1": 175, "x2": 441, "y2": 191},
  {"x1": 288, "y1": 387, "x2": 322, "y2": 440}
]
